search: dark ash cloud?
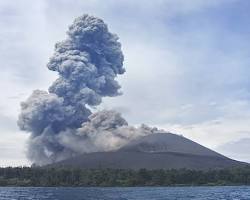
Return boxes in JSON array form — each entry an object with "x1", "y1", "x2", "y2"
[{"x1": 18, "y1": 15, "x2": 159, "y2": 165}]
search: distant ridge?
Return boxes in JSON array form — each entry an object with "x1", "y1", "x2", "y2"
[{"x1": 49, "y1": 133, "x2": 248, "y2": 170}]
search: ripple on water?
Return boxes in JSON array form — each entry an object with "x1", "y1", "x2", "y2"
[{"x1": 0, "y1": 186, "x2": 250, "y2": 200}]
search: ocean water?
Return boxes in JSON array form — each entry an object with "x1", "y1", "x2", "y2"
[{"x1": 0, "y1": 186, "x2": 249, "y2": 200}]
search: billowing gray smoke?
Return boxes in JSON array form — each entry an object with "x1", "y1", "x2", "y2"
[{"x1": 18, "y1": 15, "x2": 160, "y2": 165}]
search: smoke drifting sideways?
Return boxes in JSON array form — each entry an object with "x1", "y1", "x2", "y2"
[{"x1": 18, "y1": 15, "x2": 161, "y2": 165}]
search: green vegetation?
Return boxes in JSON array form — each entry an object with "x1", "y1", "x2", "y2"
[{"x1": 0, "y1": 167, "x2": 250, "y2": 186}]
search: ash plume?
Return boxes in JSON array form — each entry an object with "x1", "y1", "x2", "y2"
[{"x1": 18, "y1": 15, "x2": 159, "y2": 165}]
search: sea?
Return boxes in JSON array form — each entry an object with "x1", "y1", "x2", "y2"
[{"x1": 0, "y1": 186, "x2": 249, "y2": 200}]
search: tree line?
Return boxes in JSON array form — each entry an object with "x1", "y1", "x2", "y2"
[{"x1": 0, "y1": 166, "x2": 250, "y2": 186}]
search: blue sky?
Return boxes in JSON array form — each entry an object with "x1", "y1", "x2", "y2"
[{"x1": 1, "y1": 0, "x2": 250, "y2": 166}]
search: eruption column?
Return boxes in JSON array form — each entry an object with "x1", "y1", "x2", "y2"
[{"x1": 18, "y1": 15, "x2": 158, "y2": 165}]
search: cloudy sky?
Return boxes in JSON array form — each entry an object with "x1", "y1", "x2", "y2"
[{"x1": 1, "y1": 0, "x2": 250, "y2": 166}]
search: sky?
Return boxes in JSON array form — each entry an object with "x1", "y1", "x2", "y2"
[{"x1": 1, "y1": 0, "x2": 250, "y2": 166}]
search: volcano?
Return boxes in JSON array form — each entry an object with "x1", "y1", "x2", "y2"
[{"x1": 49, "y1": 133, "x2": 247, "y2": 170}]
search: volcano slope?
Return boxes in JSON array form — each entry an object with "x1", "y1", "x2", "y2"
[{"x1": 49, "y1": 133, "x2": 248, "y2": 170}]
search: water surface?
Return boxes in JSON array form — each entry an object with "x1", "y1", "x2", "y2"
[{"x1": 0, "y1": 186, "x2": 250, "y2": 200}]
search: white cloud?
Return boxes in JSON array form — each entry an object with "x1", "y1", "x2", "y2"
[
  {"x1": 216, "y1": 138, "x2": 250, "y2": 163},
  {"x1": 0, "y1": 131, "x2": 30, "y2": 167}
]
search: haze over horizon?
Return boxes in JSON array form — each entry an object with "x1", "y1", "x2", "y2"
[{"x1": 1, "y1": 0, "x2": 250, "y2": 166}]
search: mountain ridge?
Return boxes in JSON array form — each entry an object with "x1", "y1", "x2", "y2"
[{"x1": 48, "y1": 133, "x2": 248, "y2": 170}]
